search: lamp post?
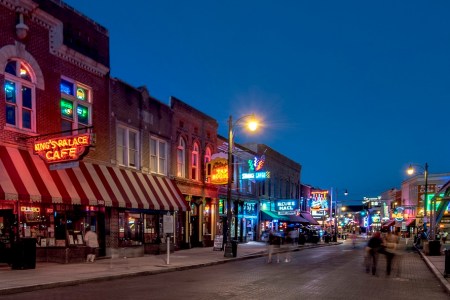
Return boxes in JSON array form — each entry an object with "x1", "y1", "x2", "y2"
[
  {"x1": 407, "y1": 163, "x2": 429, "y2": 236},
  {"x1": 224, "y1": 114, "x2": 258, "y2": 258},
  {"x1": 331, "y1": 188, "x2": 348, "y2": 242}
]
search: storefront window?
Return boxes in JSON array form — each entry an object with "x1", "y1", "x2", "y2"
[
  {"x1": 119, "y1": 211, "x2": 144, "y2": 246},
  {"x1": 18, "y1": 204, "x2": 100, "y2": 248}
]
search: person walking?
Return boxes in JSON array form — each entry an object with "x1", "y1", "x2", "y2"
[
  {"x1": 366, "y1": 232, "x2": 382, "y2": 275},
  {"x1": 84, "y1": 227, "x2": 99, "y2": 263},
  {"x1": 267, "y1": 230, "x2": 281, "y2": 263}
]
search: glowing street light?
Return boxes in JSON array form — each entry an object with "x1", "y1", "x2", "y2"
[
  {"x1": 331, "y1": 188, "x2": 348, "y2": 242},
  {"x1": 224, "y1": 114, "x2": 259, "y2": 258},
  {"x1": 406, "y1": 163, "x2": 429, "y2": 234}
]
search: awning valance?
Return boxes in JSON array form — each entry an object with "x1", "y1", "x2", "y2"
[
  {"x1": 287, "y1": 215, "x2": 309, "y2": 223},
  {"x1": 0, "y1": 145, "x2": 187, "y2": 211},
  {"x1": 261, "y1": 210, "x2": 289, "y2": 221},
  {"x1": 300, "y1": 212, "x2": 320, "y2": 225},
  {"x1": 382, "y1": 220, "x2": 395, "y2": 228}
]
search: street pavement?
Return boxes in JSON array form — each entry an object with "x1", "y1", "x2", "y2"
[{"x1": 0, "y1": 237, "x2": 449, "y2": 296}]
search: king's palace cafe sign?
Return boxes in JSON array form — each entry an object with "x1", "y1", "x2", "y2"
[{"x1": 34, "y1": 133, "x2": 93, "y2": 164}]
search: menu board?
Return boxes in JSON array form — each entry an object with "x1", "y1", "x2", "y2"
[{"x1": 213, "y1": 235, "x2": 223, "y2": 251}]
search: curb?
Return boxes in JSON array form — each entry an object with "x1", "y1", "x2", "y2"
[
  {"x1": 415, "y1": 247, "x2": 450, "y2": 295},
  {"x1": 0, "y1": 242, "x2": 339, "y2": 295}
]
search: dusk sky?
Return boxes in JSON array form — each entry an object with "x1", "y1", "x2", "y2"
[{"x1": 64, "y1": 0, "x2": 450, "y2": 203}]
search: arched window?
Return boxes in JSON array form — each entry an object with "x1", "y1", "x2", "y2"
[
  {"x1": 204, "y1": 147, "x2": 211, "y2": 164},
  {"x1": 177, "y1": 137, "x2": 186, "y2": 178},
  {"x1": 4, "y1": 59, "x2": 36, "y2": 131},
  {"x1": 191, "y1": 142, "x2": 199, "y2": 181}
]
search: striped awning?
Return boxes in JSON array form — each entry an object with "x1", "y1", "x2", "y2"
[{"x1": 0, "y1": 145, "x2": 187, "y2": 211}]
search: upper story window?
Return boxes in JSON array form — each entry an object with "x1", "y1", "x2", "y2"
[
  {"x1": 191, "y1": 142, "x2": 199, "y2": 181},
  {"x1": 177, "y1": 137, "x2": 186, "y2": 178},
  {"x1": 60, "y1": 77, "x2": 92, "y2": 135},
  {"x1": 204, "y1": 147, "x2": 211, "y2": 164},
  {"x1": 117, "y1": 125, "x2": 140, "y2": 169},
  {"x1": 4, "y1": 59, "x2": 36, "y2": 132},
  {"x1": 150, "y1": 136, "x2": 167, "y2": 175}
]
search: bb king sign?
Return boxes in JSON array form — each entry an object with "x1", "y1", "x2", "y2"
[{"x1": 34, "y1": 133, "x2": 93, "y2": 163}]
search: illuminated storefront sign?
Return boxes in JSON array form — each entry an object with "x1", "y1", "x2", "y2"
[
  {"x1": 241, "y1": 171, "x2": 270, "y2": 180},
  {"x1": 393, "y1": 207, "x2": 405, "y2": 221},
  {"x1": 371, "y1": 215, "x2": 381, "y2": 223},
  {"x1": 207, "y1": 158, "x2": 228, "y2": 185},
  {"x1": 275, "y1": 200, "x2": 298, "y2": 211},
  {"x1": 21, "y1": 206, "x2": 40, "y2": 213},
  {"x1": 309, "y1": 190, "x2": 329, "y2": 212},
  {"x1": 34, "y1": 133, "x2": 92, "y2": 163}
]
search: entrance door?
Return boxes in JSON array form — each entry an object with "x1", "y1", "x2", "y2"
[
  {"x1": 0, "y1": 210, "x2": 15, "y2": 264},
  {"x1": 190, "y1": 216, "x2": 201, "y2": 247}
]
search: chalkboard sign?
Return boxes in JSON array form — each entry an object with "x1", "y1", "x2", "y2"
[{"x1": 213, "y1": 235, "x2": 223, "y2": 251}]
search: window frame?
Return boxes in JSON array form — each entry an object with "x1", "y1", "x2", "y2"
[
  {"x1": 4, "y1": 60, "x2": 36, "y2": 132},
  {"x1": 116, "y1": 124, "x2": 140, "y2": 169},
  {"x1": 60, "y1": 76, "x2": 92, "y2": 135},
  {"x1": 191, "y1": 142, "x2": 199, "y2": 181},
  {"x1": 177, "y1": 137, "x2": 186, "y2": 178},
  {"x1": 149, "y1": 136, "x2": 167, "y2": 175}
]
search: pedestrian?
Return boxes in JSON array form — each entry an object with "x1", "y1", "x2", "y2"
[
  {"x1": 267, "y1": 230, "x2": 281, "y2": 263},
  {"x1": 366, "y1": 231, "x2": 383, "y2": 275},
  {"x1": 84, "y1": 227, "x2": 99, "y2": 263},
  {"x1": 442, "y1": 231, "x2": 448, "y2": 244},
  {"x1": 381, "y1": 232, "x2": 397, "y2": 276},
  {"x1": 351, "y1": 233, "x2": 357, "y2": 248}
]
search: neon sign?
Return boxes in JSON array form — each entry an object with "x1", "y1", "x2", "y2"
[
  {"x1": 34, "y1": 133, "x2": 92, "y2": 163},
  {"x1": 276, "y1": 200, "x2": 298, "y2": 211},
  {"x1": 207, "y1": 158, "x2": 228, "y2": 185},
  {"x1": 241, "y1": 171, "x2": 270, "y2": 180},
  {"x1": 393, "y1": 207, "x2": 405, "y2": 222},
  {"x1": 21, "y1": 206, "x2": 40, "y2": 213},
  {"x1": 248, "y1": 154, "x2": 265, "y2": 172}
]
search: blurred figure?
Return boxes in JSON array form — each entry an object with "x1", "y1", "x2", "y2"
[
  {"x1": 84, "y1": 227, "x2": 99, "y2": 262},
  {"x1": 351, "y1": 233, "x2": 357, "y2": 248},
  {"x1": 267, "y1": 230, "x2": 277, "y2": 263},
  {"x1": 382, "y1": 232, "x2": 398, "y2": 276},
  {"x1": 366, "y1": 232, "x2": 382, "y2": 275},
  {"x1": 442, "y1": 231, "x2": 448, "y2": 244}
]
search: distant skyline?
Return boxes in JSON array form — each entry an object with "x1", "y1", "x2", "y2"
[{"x1": 64, "y1": 0, "x2": 450, "y2": 202}]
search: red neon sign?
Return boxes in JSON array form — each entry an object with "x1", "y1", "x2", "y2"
[{"x1": 34, "y1": 133, "x2": 92, "y2": 163}]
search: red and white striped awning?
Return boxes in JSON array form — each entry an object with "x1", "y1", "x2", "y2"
[{"x1": 0, "y1": 145, "x2": 187, "y2": 211}]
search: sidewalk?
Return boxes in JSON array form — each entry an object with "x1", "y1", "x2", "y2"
[
  {"x1": 416, "y1": 241, "x2": 450, "y2": 293},
  {"x1": 0, "y1": 241, "x2": 328, "y2": 295},
  {"x1": 0, "y1": 239, "x2": 449, "y2": 296}
]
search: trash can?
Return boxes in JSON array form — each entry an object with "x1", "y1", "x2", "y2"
[
  {"x1": 445, "y1": 249, "x2": 450, "y2": 278},
  {"x1": 11, "y1": 238, "x2": 36, "y2": 270},
  {"x1": 324, "y1": 235, "x2": 330, "y2": 243},
  {"x1": 428, "y1": 240, "x2": 441, "y2": 256},
  {"x1": 231, "y1": 240, "x2": 238, "y2": 257}
]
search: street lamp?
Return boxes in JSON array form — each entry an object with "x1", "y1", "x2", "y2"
[
  {"x1": 331, "y1": 188, "x2": 348, "y2": 242},
  {"x1": 224, "y1": 114, "x2": 258, "y2": 258},
  {"x1": 407, "y1": 163, "x2": 429, "y2": 235}
]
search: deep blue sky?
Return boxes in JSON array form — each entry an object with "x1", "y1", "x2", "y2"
[{"x1": 64, "y1": 0, "x2": 450, "y2": 203}]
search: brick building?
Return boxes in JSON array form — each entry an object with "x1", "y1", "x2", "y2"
[
  {"x1": 170, "y1": 96, "x2": 219, "y2": 247},
  {"x1": 0, "y1": 0, "x2": 110, "y2": 264},
  {"x1": 0, "y1": 0, "x2": 187, "y2": 264}
]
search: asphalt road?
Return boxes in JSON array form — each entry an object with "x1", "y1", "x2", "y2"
[{"x1": 1, "y1": 242, "x2": 448, "y2": 300}]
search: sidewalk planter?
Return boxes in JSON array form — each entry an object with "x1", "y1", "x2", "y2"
[
  {"x1": 445, "y1": 249, "x2": 450, "y2": 277},
  {"x1": 428, "y1": 240, "x2": 441, "y2": 256},
  {"x1": 11, "y1": 238, "x2": 36, "y2": 270}
]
